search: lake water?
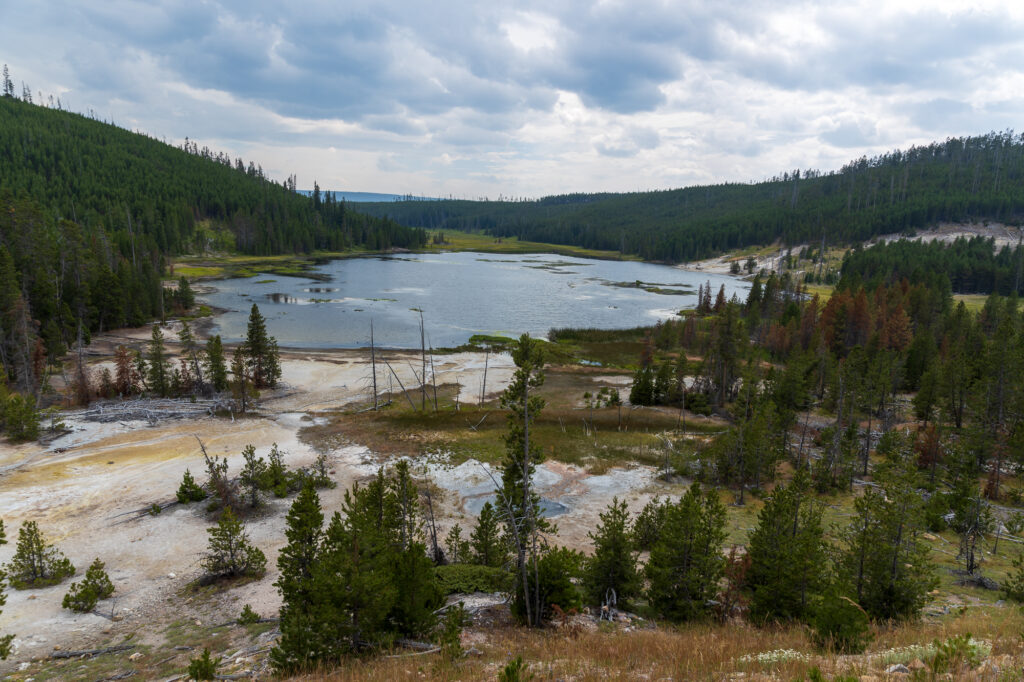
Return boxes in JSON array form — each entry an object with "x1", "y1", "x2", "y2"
[{"x1": 201, "y1": 252, "x2": 747, "y2": 349}]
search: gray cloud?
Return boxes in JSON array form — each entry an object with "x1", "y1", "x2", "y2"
[{"x1": 3, "y1": 0, "x2": 1024, "y2": 196}]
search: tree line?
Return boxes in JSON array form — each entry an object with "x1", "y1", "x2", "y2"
[
  {"x1": 360, "y1": 131, "x2": 1024, "y2": 262},
  {"x1": 840, "y1": 235, "x2": 1024, "y2": 296}
]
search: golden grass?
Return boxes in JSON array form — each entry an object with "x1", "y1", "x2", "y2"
[
  {"x1": 954, "y1": 293, "x2": 989, "y2": 313},
  {"x1": 426, "y1": 229, "x2": 639, "y2": 261}
]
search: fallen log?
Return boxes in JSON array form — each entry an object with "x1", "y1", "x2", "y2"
[{"x1": 51, "y1": 644, "x2": 135, "y2": 659}]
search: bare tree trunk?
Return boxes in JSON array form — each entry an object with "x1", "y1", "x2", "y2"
[
  {"x1": 480, "y1": 348, "x2": 489, "y2": 406},
  {"x1": 420, "y1": 310, "x2": 426, "y2": 411},
  {"x1": 383, "y1": 359, "x2": 417, "y2": 410},
  {"x1": 370, "y1": 320, "x2": 378, "y2": 410},
  {"x1": 429, "y1": 345, "x2": 439, "y2": 412}
]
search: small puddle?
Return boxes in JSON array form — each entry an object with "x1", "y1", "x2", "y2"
[{"x1": 464, "y1": 494, "x2": 568, "y2": 518}]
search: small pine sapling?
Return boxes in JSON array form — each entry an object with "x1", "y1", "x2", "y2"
[
  {"x1": 438, "y1": 603, "x2": 467, "y2": 661},
  {"x1": 239, "y1": 445, "x2": 267, "y2": 508},
  {"x1": 62, "y1": 558, "x2": 114, "y2": 612},
  {"x1": 176, "y1": 469, "x2": 207, "y2": 503},
  {"x1": 445, "y1": 525, "x2": 472, "y2": 564},
  {"x1": 262, "y1": 443, "x2": 289, "y2": 497},
  {"x1": 187, "y1": 648, "x2": 220, "y2": 681},
  {"x1": 201, "y1": 508, "x2": 266, "y2": 580}
]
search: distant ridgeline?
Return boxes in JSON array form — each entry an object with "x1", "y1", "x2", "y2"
[
  {"x1": 359, "y1": 132, "x2": 1024, "y2": 263},
  {"x1": 0, "y1": 93, "x2": 426, "y2": 386}
]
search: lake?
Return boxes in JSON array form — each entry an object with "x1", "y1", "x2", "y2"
[{"x1": 201, "y1": 252, "x2": 747, "y2": 349}]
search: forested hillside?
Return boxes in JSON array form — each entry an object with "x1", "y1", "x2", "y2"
[
  {"x1": 361, "y1": 132, "x2": 1024, "y2": 262},
  {"x1": 840, "y1": 236, "x2": 1024, "y2": 296},
  {"x1": 0, "y1": 93, "x2": 425, "y2": 398}
]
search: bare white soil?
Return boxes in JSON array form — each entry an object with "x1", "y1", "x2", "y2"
[{"x1": 0, "y1": 338, "x2": 673, "y2": 670}]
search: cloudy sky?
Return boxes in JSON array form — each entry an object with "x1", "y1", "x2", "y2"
[{"x1": 3, "y1": 1, "x2": 1022, "y2": 197}]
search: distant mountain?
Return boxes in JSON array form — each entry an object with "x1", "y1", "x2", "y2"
[
  {"x1": 298, "y1": 190, "x2": 439, "y2": 203},
  {"x1": 358, "y1": 131, "x2": 1024, "y2": 262}
]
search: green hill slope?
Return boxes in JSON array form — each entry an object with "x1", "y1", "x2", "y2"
[
  {"x1": 360, "y1": 132, "x2": 1024, "y2": 262},
  {"x1": 0, "y1": 95, "x2": 425, "y2": 386}
]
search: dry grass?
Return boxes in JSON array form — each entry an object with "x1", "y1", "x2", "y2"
[
  {"x1": 291, "y1": 606, "x2": 1024, "y2": 681},
  {"x1": 301, "y1": 368, "x2": 726, "y2": 472}
]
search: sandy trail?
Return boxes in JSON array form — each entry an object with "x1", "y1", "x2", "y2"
[{"x1": 0, "y1": 338, "x2": 669, "y2": 669}]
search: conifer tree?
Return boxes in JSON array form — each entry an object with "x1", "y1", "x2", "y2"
[
  {"x1": 204, "y1": 335, "x2": 228, "y2": 392},
  {"x1": 239, "y1": 445, "x2": 267, "y2": 508},
  {"x1": 146, "y1": 324, "x2": 171, "y2": 396},
  {"x1": 583, "y1": 497, "x2": 640, "y2": 608},
  {"x1": 645, "y1": 484, "x2": 727, "y2": 622},
  {"x1": 175, "y1": 276, "x2": 195, "y2": 310},
  {"x1": 177, "y1": 321, "x2": 205, "y2": 395},
  {"x1": 201, "y1": 508, "x2": 266, "y2": 580},
  {"x1": 176, "y1": 469, "x2": 207, "y2": 503},
  {"x1": 745, "y1": 471, "x2": 827, "y2": 622},
  {"x1": 444, "y1": 525, "x2": 471, "y2": 564},
  {"x1": 0, "y1": 520, "x2": 13, "y2": 660},
  {"x1": 272, "y1": 484, "x2": 325, "y2": 672},
  {"x1": 245, "y1": 304, "x2": 281, "y2": 388},
  {"x1": 471, "y1": 501, "x2": 506, "y2": 568},
  {"x1": 231, "y1": 345, "x2": 251, "y2": 412},
  {"x1": 6, "y1": 521, "x2": 75, "y2": 589}
]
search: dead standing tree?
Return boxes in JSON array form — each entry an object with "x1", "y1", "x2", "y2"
[{"x1": 497, "y1": 334, "x2": 549, "y2": 627}]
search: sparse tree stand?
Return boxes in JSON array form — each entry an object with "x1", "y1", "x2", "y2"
[
  {"x1": 745, "y1": 472, "x2": 826, "y2": 623},
  {"x1": 498, "y1": 334, "x2": 550, "y2": 627},
  {"x1": 5, "y1": 521, "x2": 75, "y2": 589},
  {"x1": 645, "y1": 484, "x2": 728, "y2": 623}
]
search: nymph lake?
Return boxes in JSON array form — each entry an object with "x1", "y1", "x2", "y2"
[{"x1": 201, "y1": 252, "x2": 748, "y2": 349}]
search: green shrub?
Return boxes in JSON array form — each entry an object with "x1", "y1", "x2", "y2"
[
  {"x1": 1003, "y1": 551, "x2": 1024, "y2": 603},
  {"x1": 62, "y1": 558, "x2": 114, "y2": 613},
  {"x1": 810, "y1": 592, "x2": 872, "y2": 654},
  {"x1": 188, "y1": 648, "x2": 220, "y2": 681},
  {"x1": 928, "y1": 633, "x2": 990, "y2": 673},
  {"x1": 435, "y1": 564, "x2": 509, "y2": 595},
  {"x1": 238, "y1": 604, "x2": 260, "y2": 624},
  {"x1": 498, "y1": 656, "x2": 533, "y2": 682}
]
